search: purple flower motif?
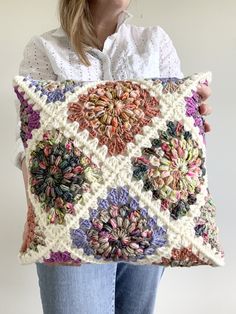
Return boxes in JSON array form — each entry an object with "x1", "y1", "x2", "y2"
[
  {"x1": 14, "y1": 87, "x2": 41, "y2": 148},
  {"x1": 147, "y1": 217, "x2": 157, "y2": 228},
  {"x1": 90, "y1": 209, "x2": 99, "y2": 218},
  {"x1": 70, "y1": 229, "x2": 87, "y2": 248},
  {"x1": 80, "y1": 219, "x2": 92, "y2": 230},
  {"x1": 185, "y1": 89, "x2": 205, "y2": 142},
  {"x1": 140, "y1": 208, "x2": 148, "y2": 217},
  {"x1": 70, "y1": 186, "x2": 168, "y2": 262},
  {"x1": 43, "y1": 250, "x2": 82, "y2": 265},
  {"x1": 107, "y1": 188, "x2": 119, "y2": 205},
  {"x1": 98, "y1": 199, "x2": 110, "y2": 209},
  {"x1": 152, "y1": 228, "x2": 167, "y2": 246},
  {"x1": 130, "y1": 198, "x2": 139, "y2": 210},
  {"x1": 25, "y1": 76, "x2": 83, "y2": 103},
  {"x1": 14, "y1": 87, "x2": 25, "y2": 103},
  {"x1": 118, "y1": 187, "x2": 129, "y2": 205}
]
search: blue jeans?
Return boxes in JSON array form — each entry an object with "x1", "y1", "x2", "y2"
[{"x1": 36, "y1": 262, "x2": 165, "y2": 314}]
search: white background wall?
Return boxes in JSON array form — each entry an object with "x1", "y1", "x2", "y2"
[{"x1": 0, "y1": 0, "x2": 235, "y2": 313}]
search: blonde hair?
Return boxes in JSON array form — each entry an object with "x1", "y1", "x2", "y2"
[{"x1": 58, "y1": 0, "x2": 101, "y2": 66}]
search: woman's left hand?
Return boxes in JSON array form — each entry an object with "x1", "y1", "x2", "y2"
[{"x1": 197, "y1": 84, "x2": 213, "y2": 132}]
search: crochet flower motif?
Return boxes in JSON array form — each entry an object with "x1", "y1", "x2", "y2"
[
  {"x1": 194, "y1": 192, "x2": 224, "y2": 254},
  {"x1": 20, "y1": 203, "x2": 46, "y2": 253},
  {"x1": 70, "y1": 186, "x2": 168, "y2": 262},
  {"x1": 14, "y1": 87, "x2": 41, "y2": 148},
  {"x1": 151, "y1": 77, "x2": 189, "y2": 94},
  {"x1": 184, "y1": 89, "x2": 205, "y2": 141},
  {"x1": 67, "y1": 81, "x2": 160, "y2": 156},
  {"x1": 152, "y1": 246, "x2": 209, "y2": 267},
  {"x1": 132, "y1": 120, "x2": 206, "y2": 220},
  {"x1": 43, "y1": 250, "x2": 82, "y2": 266},
  {"x1": 29, "y1": 128, "x2": 102, "y2": 225},
  {"x1": 23, "y1": 76, "x2": 82, "y2": 103}
]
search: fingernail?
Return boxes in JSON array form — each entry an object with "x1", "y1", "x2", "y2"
[{"x1": 197, "y1": 84, "x2": 202, "y2": 89}]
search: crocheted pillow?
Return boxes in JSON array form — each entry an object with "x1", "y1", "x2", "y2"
[{"x1": 13, "y1": 72, "x2": 225, "y2": 267}]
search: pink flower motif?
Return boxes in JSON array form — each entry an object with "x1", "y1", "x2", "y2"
[{"x1": 67, "y1": 81, "x2": 160, "y2": 156}]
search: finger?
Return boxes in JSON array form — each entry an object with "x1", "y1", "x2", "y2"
[
  {"x1": 204, "y1": 121, "x2": 211, "y2": 132},
  {"x1": 197, "y1": 84, "x2": 212, "y2": 101},
  {"x1": 199, "y1": 103, "x2": 213, "y2": 115}
]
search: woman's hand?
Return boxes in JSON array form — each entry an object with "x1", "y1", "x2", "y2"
[{"x1": 197, "y1": 84, "x2": 213, "y2": 132}]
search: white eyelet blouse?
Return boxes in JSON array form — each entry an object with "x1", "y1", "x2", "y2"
[{"x1": 13, "y1": 10, "x2": 184, "y2": 171}]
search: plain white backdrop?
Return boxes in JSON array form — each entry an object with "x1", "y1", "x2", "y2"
[{"x1": 0, "y1": 0, "x2": 235, "y2": 313}]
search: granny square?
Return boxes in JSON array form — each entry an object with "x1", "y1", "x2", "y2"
[{"x1": 13, "y1": 72, "x2": 225, "y2": 267}]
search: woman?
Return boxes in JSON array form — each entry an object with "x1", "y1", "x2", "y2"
[{"x1": 14, "y1": 1, "x2": 212, "y2": 313}]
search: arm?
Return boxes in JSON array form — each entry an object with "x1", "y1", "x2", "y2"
[
  {"x1": 14, "y1": 35, "x2": 57, "y2": 211},
  {"x1": 158, "y1": 26, "x2": 184, "y2": 78},
  {"x1": 157, "y1": 26, "x2": 212, "y2": 132},
  {"x1": 14, "y1": 35, "x2": 57, "y2": 171}
]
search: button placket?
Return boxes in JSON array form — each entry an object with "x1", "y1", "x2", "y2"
[{"x1": 89, "y1": 49, "x2": 113, "y2": 81}]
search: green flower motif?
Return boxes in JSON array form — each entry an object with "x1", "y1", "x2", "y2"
[
  {"x1": 132, "y1": 121, "x2": 206, "y2": 220},
  {"x1": 29, "y1": 128, "x2": 102, "y2": 224}
]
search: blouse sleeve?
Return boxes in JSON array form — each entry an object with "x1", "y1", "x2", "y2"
[
  {"x1": 158, "y1": 26, "x2": 184, "y2": 79},
  {"x1": 13, "y1": 35, "x2": 57, "y2": 171}
]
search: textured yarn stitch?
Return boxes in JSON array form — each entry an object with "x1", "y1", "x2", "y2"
[{"x1": 13, "y1": 72, "x2": 225, "y2": 268}]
